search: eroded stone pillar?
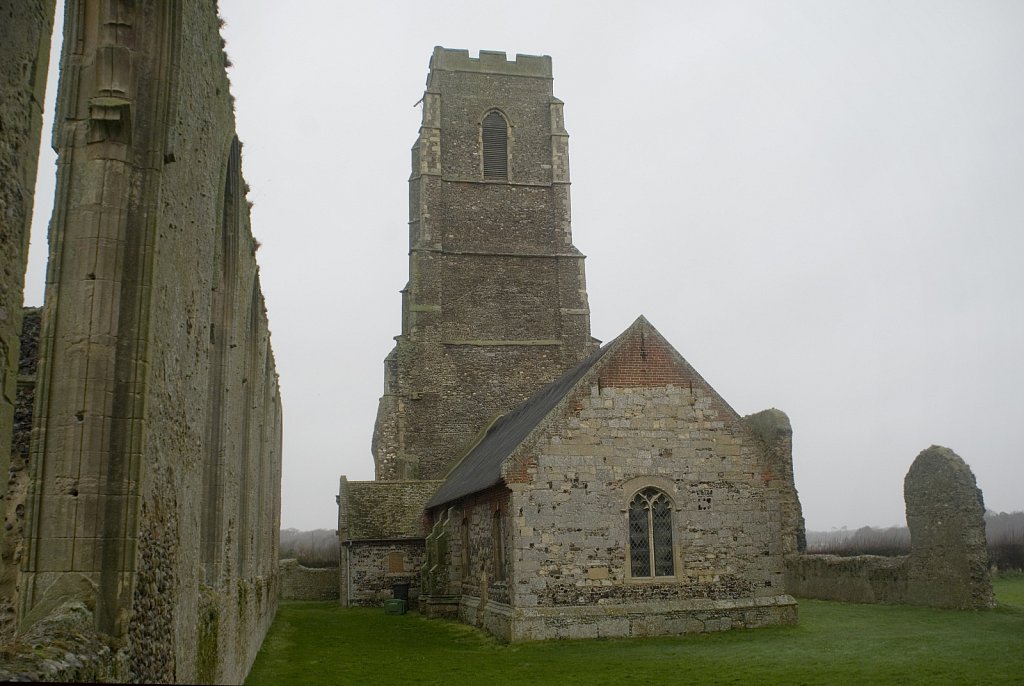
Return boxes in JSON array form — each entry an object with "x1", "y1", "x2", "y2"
[{"x1": 904, "y1": 445, "x2": 994, "y2": 609}]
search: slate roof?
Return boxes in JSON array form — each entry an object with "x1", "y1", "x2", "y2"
[{"x1": 425, "y1": 339, "x2": 614, "y2": 509}]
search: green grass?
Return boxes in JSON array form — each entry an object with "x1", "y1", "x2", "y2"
[{"x1": 246, "y1": 574, "x2": 1024, "y2": 685}]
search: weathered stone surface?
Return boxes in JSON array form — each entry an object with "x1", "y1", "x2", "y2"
[
  {"x1": 343, "y1": 47, "x2": 600, "y2": 610},
  {"x1": 784, "y1": 554, "x2": 908, "y2": 604},
  {"x1": 742, "y1": 408, "x2": 806, "y2": 554},
  {"x1": 0, "y1": 308, "x2": 42, "y2": 643},
  {"x1": 2, "y1": 2, "x2": 283, "y2": 682},
  {"x1": 279, "y1": 559, "x2": 339, "y2": 601},
  {"x1": 904, "y1": 445, "x2": 993, "y2": 609},
  {"x1": 337, "y1": 478, "x2": 438, "y2": 606},
  {"x1": 0, "y1": 0, "x2": 55, "y2": 528},
  {"x1": 786, "y1": 445, "x2": 994, "y2": 610},
  {"x1": 370, "y1": 47, "x2": 597, "y2": 483},
  {"x1": 423, "y1": 318, "x2": 800, "y2": 641},
  {"x1": 341, "y1": 540, "x2": 426, "y2": 608}
]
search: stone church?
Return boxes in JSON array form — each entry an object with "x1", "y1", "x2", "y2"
[{"x1": 337, "y1": 47, "x2": 805, "y2": 641}]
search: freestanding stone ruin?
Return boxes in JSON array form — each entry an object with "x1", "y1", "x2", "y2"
[
  {"x1": 786, "y1": 445, "x2": 994, "y2": 609},
  {"x1": 904, "y1": 446, "x2": 994, "y2": 609},
  {"x1": 0, "y1": 1, "x2": 283, "y2": 682}
]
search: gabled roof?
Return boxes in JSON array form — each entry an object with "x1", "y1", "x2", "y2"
[
  {"x1": 425, "y1": 338, "x2": 614, "y2": 509},
  {"x1": 425, "y1": 316, "x2": 738, "y2": 510}
]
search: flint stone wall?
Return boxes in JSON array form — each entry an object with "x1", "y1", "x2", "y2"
[
  {"x1": 278, "y1": 560, "x2": 339, "y2": 601},
  {"x1": 2, "y1": 2, "x2": 283, "y2": 682},
  {"x1": 337, "y1": 479, "x2": 439, "y2": 606},
  {"x1": 424, "y1": 325, "x2": 801, "y2": 641},
  {"x1": 341, "y1": 541, "x2": 425, "y2": 607},
  {"x1": 371, "y1": 47, "x2": 596, "y2": 483},
  {"x1": 0, "y1": 0, "x2": 54, "y2": 492},
  {"x1": 0, "y1": 308, "x2": 41, "y2": 642}
]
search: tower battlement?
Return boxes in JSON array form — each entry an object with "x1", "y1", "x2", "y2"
[{"x1": 429, "y1": 46, "x2": 552, "y2": 78}]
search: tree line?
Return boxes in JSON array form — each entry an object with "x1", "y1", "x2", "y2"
[
  {"x1": 806, "y1": 510, "x2": 1024, "y2": 571},
  {"x1": 279, "y1": 528, "x2": 340, "y2": 568}
]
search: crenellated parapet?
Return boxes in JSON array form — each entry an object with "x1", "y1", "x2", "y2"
[{"x1": 428, "y1": 47, "x2": 552, "y2": 79}]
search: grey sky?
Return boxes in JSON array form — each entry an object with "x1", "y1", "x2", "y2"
[{"x1": 26, "y1": 1, "x2": 1024, "y2": 531}]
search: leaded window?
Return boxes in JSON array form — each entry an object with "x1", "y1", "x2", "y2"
[
  {"x1": 629, "y1": 488, "x2": 675, "y2": 577},
  {"x1": 482, "y1": 110, "x2": 508, "y2": 180}
]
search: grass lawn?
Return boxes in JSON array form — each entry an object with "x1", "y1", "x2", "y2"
[{"x1": 246, "y1": 574, "x2": 1024, "y2": 685}]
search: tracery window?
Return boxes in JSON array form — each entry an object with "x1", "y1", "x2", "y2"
[
  {"x1": 482, "y1": 110, "x2": 509, "y2": 180},
  {"x1": 629, "y1": 488, "x2": 675, "y2": 577}
]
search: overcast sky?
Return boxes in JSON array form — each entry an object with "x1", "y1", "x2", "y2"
[{"x1": 27, "y1": 1, "x2": 1023, "y2": 531}]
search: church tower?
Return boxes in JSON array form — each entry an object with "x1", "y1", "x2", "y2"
[{"x1": 372, "y1": 47, "x2": 597, "y2": 481}]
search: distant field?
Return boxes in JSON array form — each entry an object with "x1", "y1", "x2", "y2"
[{"x1": 246, "y1": 574, "x2": 1024, "y2": 685}]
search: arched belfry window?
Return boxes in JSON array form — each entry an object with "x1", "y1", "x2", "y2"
[
  {"x1": 629, "y1": 488, "x2": 675, "y2": 577},
  {"x1": 482, "y1": 110, "x2": 508, "y2": 180}
]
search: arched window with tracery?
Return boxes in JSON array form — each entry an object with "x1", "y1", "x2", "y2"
[
  {"x1": 629, "y1": 488, "x2": 675, "y2": 577},
  {"x1": 482, "y1": 110, "x2": 508, "y2": 180}
]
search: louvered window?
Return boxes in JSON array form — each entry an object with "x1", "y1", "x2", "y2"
[
  {"x1": 482, "y1": 110, "x2": 508, "y2": 180},
  {"x1": 629, "y1": 488, "x2": 675, "y2": 577}
]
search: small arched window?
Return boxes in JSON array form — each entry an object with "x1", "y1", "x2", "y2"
[
  {"x1": 482, "y1": 110, "x2": 508, "y2": 180},
  {"x1": 629, "y1": 488, "x2": 675, "y2": 577}
]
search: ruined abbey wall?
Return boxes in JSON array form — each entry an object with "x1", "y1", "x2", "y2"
[
  {"x1": 0, "y1": 0, "x2": 55, "y2": 504},
  {"x1": 0, "y1": 2, "x2": 282, "y2": 683}
]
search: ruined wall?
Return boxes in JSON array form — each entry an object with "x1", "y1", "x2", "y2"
[
  {"x1": 278, "y1": 560, "x2": 339, "y2": 601},
  {"x1": 786, "y1": 446, "x2": 993, "y2": 610},
  {"x1": 904, "y1": 446, "x2": 993, "y2": 609},
  {"x1": 0, "y1": 308, "x2": 41, "y2": 642},
  {"x1": 372, "y1": 47, "x2": 596, "y2": 482},
  {"x1": 785, "y1": 554, "x2": 907, "y2": 604},
  {"x1": 0, "y1": 0, "x2": 55, "y2": 503},
  {"x1": 742, "y1": 408, "x2": 806, "y2": 555},
  {"x1": 2, "y1": 2, "x2": 283, "y2": 683}
]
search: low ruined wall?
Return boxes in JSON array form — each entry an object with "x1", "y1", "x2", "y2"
[
  {"x1": 279, "y1": 560, "x2": 339, "y2": 601},
  {"x1": 786, "y1": 447, "x2": 993, "y2": 610},
  {"x1": 785, "y1": 554, "x2": 908, "y2": 604}
]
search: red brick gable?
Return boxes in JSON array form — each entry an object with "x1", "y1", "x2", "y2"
[{"x1": 597, "y1": 318, "x2": 739, "y2": 420}]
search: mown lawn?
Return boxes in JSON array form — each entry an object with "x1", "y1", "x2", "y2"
[{"x1": 246, "y1": 574, "x2": 1024, "y2": 685}]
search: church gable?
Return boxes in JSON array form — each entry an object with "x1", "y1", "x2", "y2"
[{"x1": 594, "y1": 316, "x2": 740, "y2": 422}]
